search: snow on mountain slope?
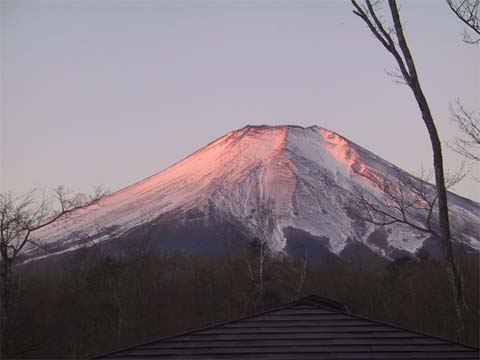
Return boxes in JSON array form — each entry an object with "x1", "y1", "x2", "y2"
[{"x1": 28, "y1": 125, "x2": 480, "y2": 260}]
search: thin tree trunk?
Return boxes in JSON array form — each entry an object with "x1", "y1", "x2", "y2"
[
  {"x1": 0, "y1": 248, "x2": 11, "y2": 360},
  {"x1": 388, "y1": 0, "x2": 467, "y2": 340}
]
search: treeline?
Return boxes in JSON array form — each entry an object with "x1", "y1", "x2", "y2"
[{"x1": 6, "y1": 244, "x2": 479, "y2": 359}]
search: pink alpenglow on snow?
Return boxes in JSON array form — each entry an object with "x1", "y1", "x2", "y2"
[{"x1": 28, "y1": 125, "x2": 480, "y2": 261}]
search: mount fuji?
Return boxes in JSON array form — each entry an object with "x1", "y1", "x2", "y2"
[{"x1": 27, "y1": 125, "x2": 480, "y2": 262}]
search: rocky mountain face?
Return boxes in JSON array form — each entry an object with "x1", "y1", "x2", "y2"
[{"x1": 27, "y1": 125, "x2": 480, "y2": 262}]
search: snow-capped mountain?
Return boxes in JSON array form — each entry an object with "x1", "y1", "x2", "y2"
[{"x1": 28, "y1": 125, "x2": 480, "y2": 261}]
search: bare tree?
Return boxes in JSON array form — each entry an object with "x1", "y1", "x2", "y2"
[
  {"x1": 278, "y1": 249, "x2": 309, "y2": 300},
  {"x1": 445, "y1": 2, "x2": 479, "y2": 177},
  {"x1": 351, "y1": 0, "x2": 467, "y2": 340},
  {"x1": 347, "y1": 167, "x2": 474, "y2": 341},
  {"x1": 348, "y1": 168, "x2": 466, "y2": 238},
  {"x1": 0, "y1": 187, "x2": 105, "y2": 359},
  {"x1": 243, "y1": 200, "x2": 278, "y2": 311},
  {"x1": 450, "y1": 100, "x2": 480, "y2": 169},
  {"x1": 446, "y1": 1, "x2": 479, "y2": 177},
  {"x1": 447, "y1": 0, "x2": 480, "y2": 44}
]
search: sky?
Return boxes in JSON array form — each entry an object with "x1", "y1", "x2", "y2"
[{"x1": 1, "y1": 0, "x2": 479, "y2": 202}]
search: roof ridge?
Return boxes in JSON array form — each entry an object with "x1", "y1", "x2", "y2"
[
  {"x1": 92, "y1": 298, "x2": 323, "y2": 359},
  {"x1": 286, "y1": 295, "x2": 350, "y2": 313},
  {"x1": 92, "y1": 295, "x2": 479, "y2": 358}
]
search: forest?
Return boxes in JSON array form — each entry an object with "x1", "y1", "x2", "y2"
[{"x1": 7, "y1": 242, "x2": 479, "y2": 359}]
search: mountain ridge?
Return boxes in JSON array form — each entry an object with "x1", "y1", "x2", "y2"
[{"x1": 27, "y1": 124, "x2": 480, "y2": 261}]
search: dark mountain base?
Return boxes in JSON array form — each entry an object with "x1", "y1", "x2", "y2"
[{"x1": 24, "y1": 210, "x2": 478, "y2": 266}]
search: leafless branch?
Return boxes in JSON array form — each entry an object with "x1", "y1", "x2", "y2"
[
  {"x1": 347, "y1": 167, "x2": 466, "y2": 241},
  {"x1": 450, "y1": 99, "x2": 480, "y2": 163},
  {"x1": 0, "y1": 186, "x2": 107, "y2": 262},
  {"x1": 352, "y1": 0, "x2": 412, "y2": 85},
  {"x1": 447, "y1": 0, "x2": 480, "y2": 44}
]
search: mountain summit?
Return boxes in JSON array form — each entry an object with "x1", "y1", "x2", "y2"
[{"x1": 29, "y1": 125, "x2": 480, "y2": 261}]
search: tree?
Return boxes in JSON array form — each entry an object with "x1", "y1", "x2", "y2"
[
  {"x1": 351, "y1": 0, "x2": 468, "y2": 340},
  {"x1": 450, "y1": 100, "x2": 480, "y2": 167},
  {"x1": 243, "y1": 200, "x2": 278, "y2": 311},
  {"x1": 446, "y1": 0, "x2": 480, "y2": 44},
  {"x1": 0, "y1": 187, "x2": 105, "y2": 359},
  {"x1": 446, "y1": 1, "x2": 479, "y2": 177},
  {"x1": 348, "y1": 167, "x2": 466, "y2": 246}
]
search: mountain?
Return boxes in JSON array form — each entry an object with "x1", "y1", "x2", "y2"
[{"x1": 27, "y1": 125, "x2": 480, "y2": 262}]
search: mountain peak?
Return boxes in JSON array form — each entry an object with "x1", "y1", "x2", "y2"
[
  {"x1": 239, "y1": 124, "x2": 320, "y2": 131},
  {"x1": 28, "y1": 125, "x2": 480, "y2": 262}
]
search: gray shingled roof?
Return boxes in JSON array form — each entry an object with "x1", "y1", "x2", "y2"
[{"x1": 95, "y1": 295, "x2": 479, "y2": 359}]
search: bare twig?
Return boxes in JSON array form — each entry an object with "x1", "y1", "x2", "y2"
[
  {"x1": 450, "y1": 99, "x2": 480, "y2": 163},
  {"x1": 446, "y1": 0, "x2": 480, "y2": 44}
]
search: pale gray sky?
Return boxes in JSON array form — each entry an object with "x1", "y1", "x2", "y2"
[{"x1": 1, "y1": 0, "x2": 479, "y2": 201}]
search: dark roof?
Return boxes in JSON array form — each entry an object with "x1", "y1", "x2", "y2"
[{"x1": 95, "y1": 295, "x2": 479, "y2": 359}]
